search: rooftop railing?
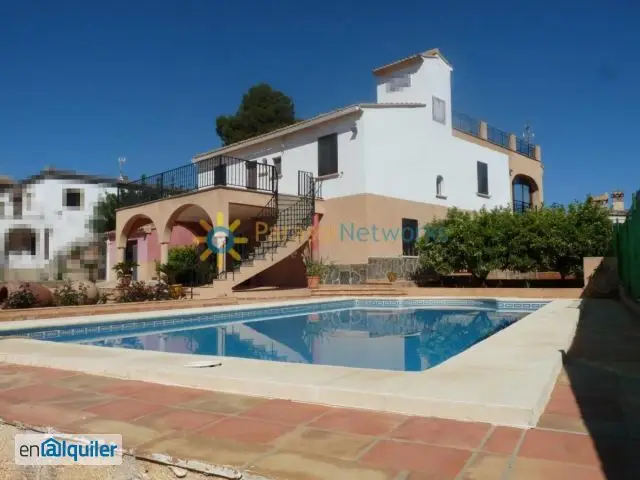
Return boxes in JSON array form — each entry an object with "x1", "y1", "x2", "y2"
[
  {"x1": 117, "y1": 156, "x2": 278, "y2": 208},
  {"x1": 452, "y1": 111, "x2": 537, "y2": 160}
]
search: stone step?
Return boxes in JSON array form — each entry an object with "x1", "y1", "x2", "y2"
[{"x1": 311, "y1": 290, "x2": 407, "y2": 297}]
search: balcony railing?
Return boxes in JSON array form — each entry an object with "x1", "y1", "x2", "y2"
[
  {"x1": 513, "y1": 200, "x2": 532, "y2": 214},
  {"x1": 117, "y1": 156, "x2": 278, "y2": 208},
  {"x1": 452, "y1": 111, "x2": 536, "y2": 160}
]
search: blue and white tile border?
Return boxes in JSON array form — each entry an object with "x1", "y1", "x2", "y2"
[{"x1": 0, "y1": 297, "x2": 548, "y2": 342}]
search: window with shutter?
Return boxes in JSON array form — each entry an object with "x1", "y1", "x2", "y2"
[
  {"x1": 432, "y1": 96, "x2": 446, "y2": 124},
  {"x1": 318, "y1": 133, "x2": 338, "y2": 177},
  {"x1": 477, "y1": 161, "x2": 489, "y2": 195}
]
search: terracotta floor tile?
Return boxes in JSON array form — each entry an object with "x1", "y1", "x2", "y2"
[
  {"x1": 253, "y1": 450, "x2": 397, "y2": 480},
  {"x1": 20, "y1": 366, "x2": 78, "y2": 380},
  {"x1": 361, "y1": 440, "x2": 471, "y2": 477},
  {"x1": 519, "y1": 429, "x2": 604, "y2": 467},
  {"x1": 544, "y1": 384, "x2": 623, "y2": 421},
  {"x1": 50, "y1": 374, "x2": 123, "y2": 392},
  {"x1": 2, "y1": 402, "x2": 95, "y2": 429},
  {"x1": 129, "y1": 385, "x2": 208, "y2": 405},
  {"x1": 138, "y1": 434, "x2": 271, "y2": 467},
  {"x1": 83, "y1": 398, "x2": 167, "y2": 421},
  {"x1": 458, "y1": 453, "x2": 511, "y2": 480},
  {"x1": 0, "y1": 384, "x2": 74, "y2": 403},
  {"x1": 198, "y1": 416, "x2": 294, "y2": 444},
  {"x1": 66, "y1": 418, "x2": 171, "y2": 449},
  {"x1": 95, "y1": 379, "x2": 154, "y2": 397},
  {"x1": 389, "y1": 417, "x2": 490, "y2": 449},
  {"x1": 242, "y1": 399, "x2": 330, "y2": 425},
  {"x1": 309, "y1": 408, "x2": 407, "y2": 436},
  {"x1": 482, "y1": 426, "x2": 523, "y2": 455},
  {"x1": 510, "y1": 457, "x2": 607, "y2": 480},
  {"x1": 274, "y1": 427, "x2": 376, "y2": 461},
  {"x1": 133, "y1": 408, "x2": 224, "y2": 432},
  {"x1": 180, "y1": 392, "x2": 267, "y2": 415}
]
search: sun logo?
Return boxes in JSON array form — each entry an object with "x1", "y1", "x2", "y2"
[{"x1": 193, "y1": 212, "x2": 248, "y2": 267}]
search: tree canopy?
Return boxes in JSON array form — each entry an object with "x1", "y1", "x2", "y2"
[
  {"x1": 215, "y1": 83, "x2": 297, "y2": 146},
  {"x1": 90, "y1": 192, "x2": 118, "y2": 233},
  {"x1": 416, "y1": 198, "x2": 613, "y2": 284}
]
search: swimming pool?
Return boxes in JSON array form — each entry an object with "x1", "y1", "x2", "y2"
[{"x1": 6, "y1": 299, "x2": 546, "y2": 372}]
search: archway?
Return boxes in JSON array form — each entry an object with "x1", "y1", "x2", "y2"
[
  {"x1": 512, "y1": 175, "x2": 539, "y2": 213},
  {"x1": 162, "y1": 204, "x2": 217, "y2": 286},
  {"x1": 115, "y1": 214, "x2": 159, "y2": 282}
]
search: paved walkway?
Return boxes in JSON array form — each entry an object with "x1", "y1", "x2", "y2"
[
  {"x1": 0, "y1": 363, "x2": 632, "y2": 480},
  {"x1": 0, "y1": 298, "x2": 637, "y2": 479}
]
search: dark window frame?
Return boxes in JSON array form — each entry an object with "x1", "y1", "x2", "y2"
[
  {"x1": 401, "y1": 218, "x2": 419, "y2": 257},
  {"x1": 477, "y1": 161, "x2": 489, "y2": 195},
  {"x1": 318, "y1": 133, "x2": 338, "y2": 177},
  {"x1": 63, "y1": 188, "x2": 83, "y2": 209}
]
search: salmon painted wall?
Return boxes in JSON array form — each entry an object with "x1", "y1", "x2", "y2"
[{"x1": 105, "y1": 225, "x2": 195, "y2": 280}]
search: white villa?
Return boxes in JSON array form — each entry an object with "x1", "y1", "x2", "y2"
[
  {"x1": 115, "y1": 48, "x2": 544, "y2": 286},
  {"x1": 0, "y1": 168, "x2": 118, "y2": 281}
]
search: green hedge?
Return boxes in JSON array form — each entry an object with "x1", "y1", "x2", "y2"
[{"x1": 613, "y1": 192, "x2": 640, "y2": 299}]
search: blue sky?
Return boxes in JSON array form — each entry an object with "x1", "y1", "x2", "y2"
[{"x1": 1, "y1": 0, "x2": 639, "y2": 206}]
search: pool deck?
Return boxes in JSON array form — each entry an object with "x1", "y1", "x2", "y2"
[
  {"x1": 0, "y1": 298, "x2": 638, "y2": 478},
  {"x1": 0, "y1": 297, "x2": 574, "y2": 428}
]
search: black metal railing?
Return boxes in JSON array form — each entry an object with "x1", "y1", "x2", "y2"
[
  {"x1": 452, "y1": 111, "x2": 481, "y2": 137},
  {"x1": 117, "y1": 155, "x2": 278, "y2": 208},
  {"x1": 513, "y1": 200, "x2": 532, "y2": 214},
  {"x1": 486, "y1": 125, "x2": 511, "y2": 150},
  {"x1": 224, "y1": 171, "x2": 316, "y2": 277},
  {"x1": 452, "y1": 111, "x2": 536, "y2": 160}
]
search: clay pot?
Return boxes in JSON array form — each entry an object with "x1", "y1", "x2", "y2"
[
  {"x1": 306, "y1": 275, "x2": 320, "y2": 289},
  {"x1": 0, "y1": 282, "x2": 53, "y2": 308}
]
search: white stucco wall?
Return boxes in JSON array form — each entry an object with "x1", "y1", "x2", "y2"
[
  {"x1": 0, "y1": 179, "x2": 116, "y2": 270},
  {"x1": 197, "y1": 113, "x2": 364, "y2": 198}
]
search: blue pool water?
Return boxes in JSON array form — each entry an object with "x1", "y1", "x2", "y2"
[{"x1": 5, "y1": 299, "x2": 545, "y2": 371}]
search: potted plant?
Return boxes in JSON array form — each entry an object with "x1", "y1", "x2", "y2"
[
  {"x1": 156, "y1": 262, "x2": 184, "y2": 299},
  {"x1": 113, "y1": 261, "x2": 138, "y2": 286},
  {"x1": 304, "y1": 258, "x2": 326, "y2": 289},
  {"x1": 387, "y1": 271, "x2": 398, "y2": 283}
]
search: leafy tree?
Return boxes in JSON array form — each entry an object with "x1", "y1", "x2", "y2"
[
  {"x1": 90, "y1": 192, "x2": 118, "y2": 233},
  {"x1": 215, "y1": 83, "x2": 297, "y2": 146}
]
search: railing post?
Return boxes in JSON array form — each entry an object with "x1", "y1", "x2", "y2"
[
  {"x1": 479, "y1": 121, "x2": 488, "y2": 140},
  {"x1": 508, "y1": 133, "x2": 517, "y2": 151}
]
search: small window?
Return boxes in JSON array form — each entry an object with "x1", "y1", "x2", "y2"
[
  {"x1": 432, "y1": 96, "x2": 446, "y2": 124},
  {"x1": 44, "y1": 229, "x2": 50, "y2": 260},
  {"x1": 25, "y1": 193, "x2": 32, "y2": 211},
  {"x1": 436, "y1": 175, "x2": 444, "y2": 197},
  {"x1": 63, "y1": 189, "x2": 83, "y2": 208},
  {"x1": 273, "y1": 157, "x2": 282, "y2": 177},
  {"x1": 477, "y1": 162, "x2": 489, "y2": 195},
  {"x1": 29, "y1": 232, "x2": 36, "y2": 256},
  {"x1": 402, "y1": 218, "x2": 419, "y2": 256},
  {"x1": 318, "y1": 133, "x2": 338, "y2": 177},
  {"x1": 386, "y1": 74, "x2": 411, "y2": 92},
  {"x1": 0, "y1": 201, "x2": 4, "y2": 217}
]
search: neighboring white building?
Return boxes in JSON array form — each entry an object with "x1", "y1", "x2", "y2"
[{"x1": 0, "y1": 168, "x2": 118, "y2": 281}]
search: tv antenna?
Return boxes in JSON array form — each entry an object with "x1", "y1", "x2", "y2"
[
  {"x1": 522, "y1": 122, "x2": 535, "y2": 144},
  {"x1": 118, "y1": 157, "x2": 126, "y2": 181}
]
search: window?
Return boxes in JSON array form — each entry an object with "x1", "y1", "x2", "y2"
[
  {"x1": 44, "y1": 229, "x2": 50, "y2": 260},
  {"x1": 29, "y1": 232, "x2": 36, "y2": 255},
  {"x1": 432, "y1": 96, "x2": 446, "y2": 124},
  {"x1": 0, "y1": 201, "x2": 4, "y2": 217},
  {"x1": 477, "y1": 162, "x2": 489, "y2": 195},
  {"x1": 273, "y1": 157, "x2": 282, "y2": 177},
  {"x1": 318, "y1": 133, "x2": 338, "y2": 177},
  {"x1": 402, "y1": 218, "x2": 419, "y2": 256},
  {"x1": 63, "y1": 188, "x2": 83, "y2": 208},
  {"x1": 25, "y1": 193, "x2": 32, "y2": 211},
  {"x1": 386, "y1": 74, "x2": 411, "y2": 92},
  {"x1": 436, "y1": 175, "x2": 444, "y2": 198}
]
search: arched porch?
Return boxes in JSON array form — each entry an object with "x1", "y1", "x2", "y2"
[{"x1": 512, "y1": 174, "x2": 540, "y2": 213}]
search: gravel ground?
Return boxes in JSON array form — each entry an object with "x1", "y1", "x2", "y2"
[{"x1": 0, "y1": 423, "x2": 209, "y2": 480}]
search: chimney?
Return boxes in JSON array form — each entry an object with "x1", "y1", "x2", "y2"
[
  {"x1": 592, "y1": 193, "x2": 609, "y2": 208},
  {"x1": 611, "y1": 191, "x2": 625, "y2": 212}
]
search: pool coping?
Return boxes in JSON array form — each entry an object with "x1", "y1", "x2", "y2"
[{"x1": 0, "y1": 297, "x2": 580, "y2": 427}]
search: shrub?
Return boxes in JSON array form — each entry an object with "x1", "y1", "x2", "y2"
[
  {"x1": 116, "y1": 280, "x2": 174, "y2": 303},
  {"x1": 52, "y1": 280, "x2": 89, "y2": 306},
  {"x1": 5, "y1": 283, "x2": 38, "y2": 309}
]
